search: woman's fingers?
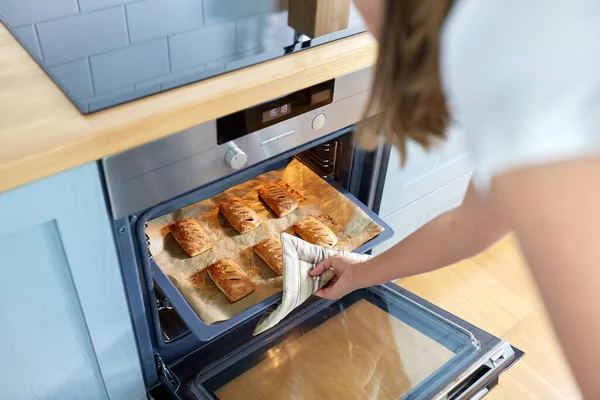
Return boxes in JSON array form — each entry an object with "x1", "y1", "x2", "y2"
[
  {"x1": 310, "y1": 258, "x2": 333, "y2": 276},
  {"x1": 311, "y1": 255, "x2": 349, "y2": 276},
  {"x1": 312, "y1": 256, "x2": 354, "y2": 300}
]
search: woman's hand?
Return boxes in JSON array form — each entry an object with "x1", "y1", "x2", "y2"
[{"x1": 309, "y1": 256, "x2": 365, "y2": 300}]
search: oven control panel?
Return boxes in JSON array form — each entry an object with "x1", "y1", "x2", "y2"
[{"x1": 216, "y1": 80, "x2": 335, "y2": 145}]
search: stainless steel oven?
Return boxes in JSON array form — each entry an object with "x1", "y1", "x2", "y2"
[{"x1": 102, "y1": 68, "x2": 522, "y2": 400}]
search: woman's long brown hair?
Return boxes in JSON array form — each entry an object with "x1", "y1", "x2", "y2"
[{"x1": 359, "y1": 0, "x2": 455, "y2": 161}]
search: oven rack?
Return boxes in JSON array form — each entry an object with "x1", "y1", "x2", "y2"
[{"x1": 295, "y1": 140, "x2": 338, "y2": 178}]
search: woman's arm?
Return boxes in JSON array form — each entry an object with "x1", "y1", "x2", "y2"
[
  {"x1": 354, "y1": 182, "x2": 508, "y2": 287},
  {"x1": 492, "y1": 156, "x2": 600, "y2": 399},
  {"x1": 311, "y1": 181, "x2": 509, "y2": 299}
]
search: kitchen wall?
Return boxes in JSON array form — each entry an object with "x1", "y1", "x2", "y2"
[{"x1": 0, "y1": 0, "x2": 363, "y2": 111}]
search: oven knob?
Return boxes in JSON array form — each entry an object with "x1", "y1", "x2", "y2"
[
  {"x1": 224, "y1": 146, "x2": 247, "y2": 170},
  {"x1": 312, "y1": 113, "x2": 326, "y2": 130}
]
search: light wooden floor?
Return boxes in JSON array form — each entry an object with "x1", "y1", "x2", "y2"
[{"x1": 398, "y1": 235, "x2": 582, "y2": 399}]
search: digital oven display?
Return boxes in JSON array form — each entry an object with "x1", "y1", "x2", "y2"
[
  {"x1": 262, "y1": 104, "x2": 292, "y2": 123},
  {"x1": 217, "y1": 79, "x2": 335, "y2": 145}
]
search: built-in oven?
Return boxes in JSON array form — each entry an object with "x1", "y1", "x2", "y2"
[{"x1": 102, "y1": 67, "x2": 522, "y2": 400}]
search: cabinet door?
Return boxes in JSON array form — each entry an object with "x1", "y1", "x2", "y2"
[
  {"x1": 375, "y1": 128, "x2": 472, "y2": 255},
  {"x1": 0, "y1": 164, "x2": 146, "y2": 400}
]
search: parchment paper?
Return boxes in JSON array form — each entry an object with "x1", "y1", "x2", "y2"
[{"x1": 146, "y1": 158, "x2": 383, "y2": 324}]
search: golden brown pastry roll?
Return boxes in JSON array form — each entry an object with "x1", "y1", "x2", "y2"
[
  {"x1": 293, "y1": 216, "x2": 338, "y2": 248},
  {"x1": 170, "y1": 218, "x2": 213, "y2": 257},
  {"x1": 253, "y1": 238, "x2": 283, "y2": 275},
  {"x1": 218, "y1": 197, "x2": 262, "y2": 234},
  {"x1": 207, "y1": 259, "x2": 255, "y2": 302},
  {"x1": 258, "y1": 181, "x2": 299, "y2": 217}
]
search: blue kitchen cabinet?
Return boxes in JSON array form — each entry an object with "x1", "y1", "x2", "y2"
[
  {"x1": 0, "y1": 163, "x2": 146, "y2": 400},
  {"x1": 374, "y1": 127, "x2": 473, "y2": 255}
]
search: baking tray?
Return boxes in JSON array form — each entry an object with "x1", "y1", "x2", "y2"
[{"x1": 137, "y1": 160, "x2": 393, "y2": 343}]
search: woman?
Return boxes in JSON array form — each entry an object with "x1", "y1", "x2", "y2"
[{"x1": 310, "y1": 1, "x2": 600, "y2": 397}]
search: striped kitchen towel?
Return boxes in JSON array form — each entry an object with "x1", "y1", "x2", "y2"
[{"x1": 253, "y1": 232, "x2": 372, "y2": 335}]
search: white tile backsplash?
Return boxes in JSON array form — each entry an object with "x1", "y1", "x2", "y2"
[
  {"x1": 36, "y1": 6, "x2": 129, "y2": 66},
  {"x1": 169, "y1": 21, "x2": 236, "y2": 71},
  {"x1": 12, "y1": 24, "x2": 43, "y2": 61},
  {"x1": 50, "y1": 59, "x2": 94, "y2": 99},
  {"x1": 0, "y1": 0, "x2": 78, "y2": 27},
  {"x1": 78, "y1": 0, "x2": 138, "y2": 13},
  {"x1": 203, "y1": 0, "x2": 270, "y2": 25},
  {"x1": 126, "y1": 0, "x2": 204, "y2": 44},
  {"x1": 0, "y1": 0, "x2": 355, "y2": 106},
  {"x1": 90, "y1": 39, "x2": 169, "y2": 93}
]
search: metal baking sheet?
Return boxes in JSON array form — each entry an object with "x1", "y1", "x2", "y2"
[{"x1": 144, "y1": 158, "x2": 393, "y2": 341}]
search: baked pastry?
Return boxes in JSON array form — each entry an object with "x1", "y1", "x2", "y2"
[
  {"x1": 258, "y1": 181, "x2": 299, "y2": 217},
  {"x1": 218, "y1": 197, "x2": 262, "y2": 234},
  {"x1": 253, "y1": 238, "x2": 284, "y2": 275},
  {"x1": 293, "y1": 216, "x2": 338, "y2": 248},
  {"x1": 207, "y1": 259, "x2": 256, "y2": 302},
  {"x1": 188, "y1": 270, "x2": 210, "y2": 289},
  {"x1": 170, "y1": 218, "x2": 212, "y2": 257}
]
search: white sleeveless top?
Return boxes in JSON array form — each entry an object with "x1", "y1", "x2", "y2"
[{"x1": 440, "y1": 0, "x2": 600, "y2": 191}]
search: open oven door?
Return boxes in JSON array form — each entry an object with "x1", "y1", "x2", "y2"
[{"x1": 151, "y1": 282, "x2": 522, "y2": 400}]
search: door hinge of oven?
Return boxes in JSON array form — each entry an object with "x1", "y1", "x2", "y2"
[
  {"x1": 144, "y1": 223, "x2": 153, "y2": 261},
  {"x1": 155, "y1": 353, "x2": 179, "y2": 390},
  {"x1": 156, "y1": 296, "x2": 173, "y2": 311},
  {"x1": 489, "y1": 347, "x2": 508, "y2": 367}
]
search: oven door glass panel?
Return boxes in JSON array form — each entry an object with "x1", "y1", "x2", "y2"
[
  {"x1": 215, "y1": 300, "x2": 455, "y2": 399},
  {"x1": 189, "y1": 284, "x2": 511, "y2": 400}
]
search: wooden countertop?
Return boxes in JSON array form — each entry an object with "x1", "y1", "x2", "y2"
[
  {"x1": 0, "y1": 24, "x2": 377, "y2": 193},
  {"x1": 402, "y1": 235, "x2": 581, "y2": 399}
]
